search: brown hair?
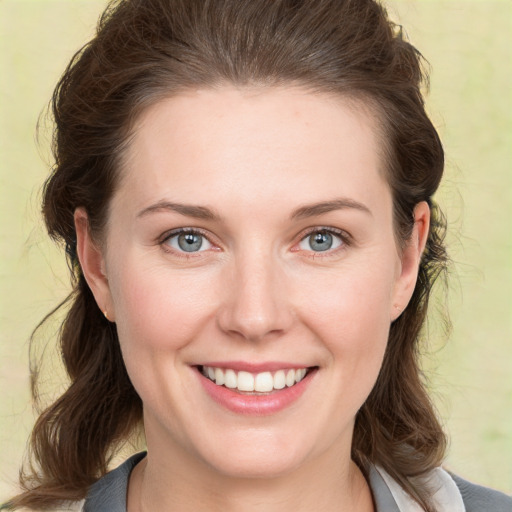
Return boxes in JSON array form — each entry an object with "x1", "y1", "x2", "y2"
[{"x1": 4, "y1": 0, "x2": 448, "y2": 510}]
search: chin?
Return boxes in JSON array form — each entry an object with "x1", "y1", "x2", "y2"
[
  {"x1": 207, "y1": 450, "x2": 306, "y2": 480},
  {"x1": 193, "y1": 428, "x2": 318, "y2": 480}
]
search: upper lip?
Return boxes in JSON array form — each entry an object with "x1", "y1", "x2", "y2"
[{"x1": 196, "y1": 361, "x2": 312, "y2": 373}]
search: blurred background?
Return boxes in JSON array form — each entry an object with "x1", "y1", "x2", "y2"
[{"x1": 1, "y1": 0, "x2": 511, "y2": 501}]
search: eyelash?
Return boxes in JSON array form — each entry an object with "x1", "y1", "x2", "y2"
[
  {"x1": 294, "y1": 226, "x2": 352, "y2": 257},
  {"x1": 159, "y1": 228, "x2": 217, "y2": 258},
  {"x1": 158, "y1": 226, "x2": 352, "y2": 258}
]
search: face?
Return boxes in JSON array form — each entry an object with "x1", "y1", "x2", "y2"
[{"x1": 77, "y1": 86, "x2": 426, "y2": 480}]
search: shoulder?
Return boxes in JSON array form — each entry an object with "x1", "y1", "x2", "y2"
[
  {"x1": 370, "y1": 465, "x2": 512, "y2": 512},
  {"x1": 83, "y1": 452, "x2": 146, "y2": 512},
  {"x1": 81, "y1": 457, "x2": 512, "y2": 512},
  {"x1": 450, "y1": 473, "x2": 512, "y2": 512}
]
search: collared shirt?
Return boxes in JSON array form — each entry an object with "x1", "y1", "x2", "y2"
[{"x1": 82, "y1": 452, "x2": 512, "y2": 511}]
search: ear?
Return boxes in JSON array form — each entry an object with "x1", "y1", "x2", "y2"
[
  {"x1": 391, "y1": 201, "x2": 430, "y2": 321},
  {"x1": 74, "y1": 208, "x2": 115, "y2": 322}
]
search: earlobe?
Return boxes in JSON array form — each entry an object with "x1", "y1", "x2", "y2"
[
  {"x1": 74, "y1": 208, "x2": 115, "y2": 321},
  {"x1": 391, "y1": 201, "x2": 430, "y2": 321}
]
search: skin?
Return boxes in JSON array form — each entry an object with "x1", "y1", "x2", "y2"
[{"x1": 75, "y1": 86, "x2": 429, "y2": 512}]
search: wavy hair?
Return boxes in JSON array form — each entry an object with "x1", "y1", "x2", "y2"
[{"x1": 5, "y1": 0, "x2": 448, "y2": 510}]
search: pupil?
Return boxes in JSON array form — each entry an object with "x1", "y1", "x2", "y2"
[
  {"x1": 310, "y1": 231, "x2": 332, "y2": 251},
  {"x1": 178, "y1": 233, "x2": 202, "y2": 252}
]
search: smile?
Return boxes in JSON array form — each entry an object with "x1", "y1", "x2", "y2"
[
  {"x1": 200, "y1": 366, "x2": 309, "y2": 393},
  {"x1": 196, "y1": 364, "x2": 317, "y2": 415}
]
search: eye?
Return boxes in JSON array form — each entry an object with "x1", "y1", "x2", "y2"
[
  {"x1": 298, "y1": 229, "x2": 344, "y2": 252},
  {"x1": 164, "y1": 230, "x2": 213, "y2": 253}
]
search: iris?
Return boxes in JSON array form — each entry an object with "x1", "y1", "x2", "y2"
[
  {"x1": 177, "y1": 232, "x2": 204, "y2": 252},
  {"x1": 308, "y1": 231, "x2": 333, "y2": 252}
]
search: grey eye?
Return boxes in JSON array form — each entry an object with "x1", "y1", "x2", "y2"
[
  {"x1": 298, "y1": 230, "x2": 343, "y2": 252},
  {"x1": 166, "y1": 231, "x2": 212, "y2": 253}
]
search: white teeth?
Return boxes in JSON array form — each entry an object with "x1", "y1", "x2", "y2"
[
  {"x1": 224, "y1": 369, "x2": 237, "y2": 389},
  {"x1": 237, "y1": 371, "x2": 255, "y2": 392},
  {"x1": 202, "y1": 366, "x2": 310, "y2": 392},
  {"x1": 295, "y1": 368, "x2": 306, "y2": 383},
  {"x1": 214, "y1": 367, "x2": 225, "y2": 386},
  {"x1": 273, "y1": 370, "x2": 286, "y2": 390},
  {"x1": 254, "y1": 372, "x2": 273, "y2": 392},
  {"x1": 285, "y1": 369, "x2": 296, "y2": 387}
]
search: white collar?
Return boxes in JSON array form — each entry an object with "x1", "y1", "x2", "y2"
[{"x1": 374, "y1": 465, "x2": 466, "y2": 512}]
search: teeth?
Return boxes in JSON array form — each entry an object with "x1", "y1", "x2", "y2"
[
  {"x1": 224, "y1": 369, "x2": 237, "y2": 389},
  {"x1": 273, "y1": 370, "x2": 286, "y2": 390},
  {"x1": 214, "y1": 367, "x2": 225, "y2": 386},
  {"x1": 237, "y1": 371, "x2": 254, "y2": 392},
  {"x1": 295, "y1": 368, "x2": 306, "y2": 383},
  {"x1": 202, "y1": 366, "x2": 309, "y2": 392},
  {"x1": 285, "y1": 369, "x2": 296, "y2": 387},
  {"x1": 254, "y1": 372, "x2": 273, "y2": 392}
]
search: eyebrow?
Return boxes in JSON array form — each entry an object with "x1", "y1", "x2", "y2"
[
  {"x1": 136, "y1": 200, "x2": 221, "y2": 221},
  {"x1": 290, "y1": 198, "x2": 372, "y2": 220},
  {"x1": 136, "y1": 197, "x2": 371, "y2": 222}
]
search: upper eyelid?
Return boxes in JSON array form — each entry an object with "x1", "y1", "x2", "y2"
[
  {"x1": 159, "y1": 228, "x2": 217, "y2": 256},
  {"x1": 298, "y1": 226, "x2": 352, "y2": 242},
  {"x1": 291, "y1": 226, "x2": 352, "y2": 257},
  {"x1": 159, "y1": 227, "x2": 214, "y2": 243}
]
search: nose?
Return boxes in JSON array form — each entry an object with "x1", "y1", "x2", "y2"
[{"x1": 216, "y1": 252, "x2": 294, "y2": 342}]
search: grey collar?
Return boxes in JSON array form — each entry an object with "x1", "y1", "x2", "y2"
[
  {"x1": 83, "y1": 451, "x2": 512, "y2": 512},
  {"x1": 83, "y1": 453, "x2": 400, "y2": 512}
]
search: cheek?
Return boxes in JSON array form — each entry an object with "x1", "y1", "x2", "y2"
[
  {"x1": 298, "y1": 259, "x2": 395, "y2": 365},
  {"x1": 110, "y1": 261, "x2": 218, "y2": 353},
  {"x1": 108, "y1": 262, "x2": 221, "y2": 414}
]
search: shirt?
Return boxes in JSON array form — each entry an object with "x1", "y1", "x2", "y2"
[{"x1": 82, "y1": 452, "x2": 512, "y2": 511}]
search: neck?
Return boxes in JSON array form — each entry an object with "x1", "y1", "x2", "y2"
[{"x1": 129, "y1": 445, "x2": 374, "y2": 512}]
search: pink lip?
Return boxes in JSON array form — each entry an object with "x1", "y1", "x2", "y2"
[
  {"x1": 196, "y1": 365, "x2": 317, "y2": 416},
  {"x1": 199, "y1": 361, "x2": 309, "y2": 373}
]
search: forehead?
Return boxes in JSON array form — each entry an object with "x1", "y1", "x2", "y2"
[{"x1": 115, "y1": 86, "x2": 390, "y2": 218}]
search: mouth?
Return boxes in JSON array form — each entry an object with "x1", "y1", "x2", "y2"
[
  {"x1": 197, "y1": 365, "x2": 315, "y2": 394},
  {"x1": 195, "y1": 364, "x2": 318, "y2": 415}
]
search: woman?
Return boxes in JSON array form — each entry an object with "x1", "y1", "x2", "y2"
[{"x1": 3, "y1": 0, "x2": 511, "y2": 511}]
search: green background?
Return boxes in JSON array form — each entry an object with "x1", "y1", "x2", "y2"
[{"x1": 1, "y1": 0, "x2": 511, "y2": 501}]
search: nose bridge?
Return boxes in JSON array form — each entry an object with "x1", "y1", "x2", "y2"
[{"x1": 217, "y1": 244, "x2": 292, "y2": 341}]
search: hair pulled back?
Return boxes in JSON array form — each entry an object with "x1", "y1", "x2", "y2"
[{"x1": 6, "y1": 0, "x2": 447, "y2": 510}]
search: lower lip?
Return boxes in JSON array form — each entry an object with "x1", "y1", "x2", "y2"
[{"x1": 197, "y1": 368, "x2": 316, "y2": 416}]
